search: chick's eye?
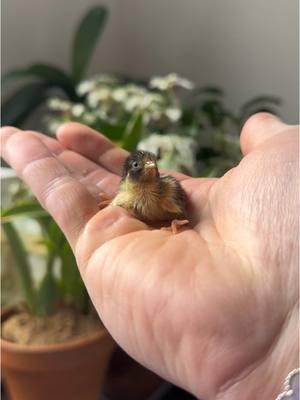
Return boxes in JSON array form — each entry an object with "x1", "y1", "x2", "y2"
[{"x1": 132, "y1": 161, "x2": 139, "y2": 169}]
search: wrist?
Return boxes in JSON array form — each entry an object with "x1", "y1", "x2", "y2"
[{"x1": 216, "y1": 306, "x2": 299, "y2": 400}]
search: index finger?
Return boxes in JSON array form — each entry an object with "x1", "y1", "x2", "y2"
[
  {"x1": 1, "y1": 127, "x2": 99, "y2": 249},
  {"x1": 57, "y1": 123, "x2": 189, "y2": 181}
]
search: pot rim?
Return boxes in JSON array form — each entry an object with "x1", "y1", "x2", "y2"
[{"x1": 1, "y1": 306, "x2": 112, "y2": 354}]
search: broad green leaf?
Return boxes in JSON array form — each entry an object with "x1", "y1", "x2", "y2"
[
  {"x1": 37, "y1": 271, "x2": 58, "y2": 317},
  {"x1": 2, "y1": 222, "x2": 37, "y2": 313},
  {"x1": 47, "y1": 221, "x2": 65, "y2": 244},
  {"x1": 1, "y1": 202, "x2": 46, "y2": 218},
  {"x1": 71, "y1": 6, "x2": 108, "y2": 81},
  {"x1": 1, "y1": 82, "x2": 47, "y2": 126},
  {"x1": 122, "y1": 111, "x2": 143, "y2": 151},
  {"x1": 2, "y1": 64, "x2": 77, "y2": 99},
  {"x1": 95, "y1": 120, "x2": 127, "y2": 141}
]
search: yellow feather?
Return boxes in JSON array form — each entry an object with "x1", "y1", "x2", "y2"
[{"x1": 112, "y1": 177, "x2": 184, "y2": 222}]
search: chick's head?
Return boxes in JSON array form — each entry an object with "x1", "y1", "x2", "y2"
[{"x1": 122, "y1": 150, "x2": 159, "y2": 183}]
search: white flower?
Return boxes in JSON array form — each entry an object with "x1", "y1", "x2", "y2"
[
  {"x1": 71, "y1": 104, "x2": 85, "y2": 117},
  {"x1": 165, "y1": 107, "x2": 182, "y2": 122},
  {"x1": 125, "y1": 96, "x2": 140, "y2": 112},
  {"x1": 112, "y1": 88, "x2": 127, "y2": 102},
  {"x1": 87, "y1": 87, "x2": 112, "y2": 108},
  {"x1": 47, "y1": 119, "x2": 63, "y2": 134},
  {"x1": 150, "y1": 73, "x2": 195, "y2": 91},
  {"x1": 48, "y1": 98, "x2": 71, "y2": 112},
  {"x1": 76, "y1": 80, "x2": 96, "y2": 96},
  {"x1": 149, "y1": 76, "x2": 169, "y2": 91},
  {"x1": 138, "y1": 133, "x2": 198, "y2": 175},
  {"x1": 82, "y1": 112, "x2": 97, "y2": 125},
  {"x1": 175, "y1": 75, "x2": 195, "y2": 90}
]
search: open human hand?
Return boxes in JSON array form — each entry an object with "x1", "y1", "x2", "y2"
[{"x1": 1, "y1": 113, "x2": 298, "y2": 400}]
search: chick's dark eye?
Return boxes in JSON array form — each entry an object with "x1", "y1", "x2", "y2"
[{"x1": 132, "y1": 161, "x2": 139, "y2": 169}]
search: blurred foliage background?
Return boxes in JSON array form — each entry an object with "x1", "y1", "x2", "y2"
[
  {"x1": 1, "y1": 5, "x2": 281, "y2": 316},
  {"x1": 2, "y1": 5, "x2": 281, "y2": 177}
]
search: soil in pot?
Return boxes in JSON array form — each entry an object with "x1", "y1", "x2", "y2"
[
  {"x1": 1, "y1": 306, "x2": 102, "y2": 345},
  {"x1": 1, "y1": 307, "x2": 115, "y2": 400}
]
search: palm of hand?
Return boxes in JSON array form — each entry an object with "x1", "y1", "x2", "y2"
[{"x1": 1, "y1": 114, "x2": 298, "y2": 400}]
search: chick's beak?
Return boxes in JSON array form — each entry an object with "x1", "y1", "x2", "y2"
[
  {"x1": 145, "y1": 160, "x2": 156, "y2": 168},
  {"x1": 144, "y1": 160, "x2": 157, "y2": 176}
]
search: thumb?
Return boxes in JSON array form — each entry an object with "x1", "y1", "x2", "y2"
[{"x1": 240, "y1": 113, "x2": 287, "y2": 156}]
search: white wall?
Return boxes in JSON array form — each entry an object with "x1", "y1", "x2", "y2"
[{"x1": 2, "y1": 0, "x2": 299, "y2": 123}]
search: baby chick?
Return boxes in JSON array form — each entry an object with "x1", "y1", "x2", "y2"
[{"x1": 111, "y1": 150, "x2": 189, "y2": 233}]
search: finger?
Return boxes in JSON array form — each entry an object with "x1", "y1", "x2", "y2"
[
  {"x1": 1, "y1": 126, "x2": 21, "y2": 162},
  {"x1": 57, "y1": 122, "x2": 190, "y2": 181},
  {"x1": 26, "y1": 130, "x2": 120, "y2": 197},
  {"x1": 1, "y1": 127, "x2": 99, "y2": 249},
  {"x1": 57, "y1": 122, "x2": 128, "y2": 175},
  {"x1": 240, "y1": 113, "x2": 287, "y2": 156}
]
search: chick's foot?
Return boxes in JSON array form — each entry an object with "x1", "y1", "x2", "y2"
[{"x1": 161, "y1": 219, "x2": 189, "y2": 234}]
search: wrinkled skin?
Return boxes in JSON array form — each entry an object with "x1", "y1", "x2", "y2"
[{"x1": 1, "y1": 113, "x2": 298, "y2": 399}]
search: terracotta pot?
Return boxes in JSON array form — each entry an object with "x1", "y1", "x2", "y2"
[{"x1": 1, "y1": 307, "x2": 116, "y2": 400}]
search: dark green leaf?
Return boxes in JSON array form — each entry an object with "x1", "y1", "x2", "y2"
[
  {"x1": 93, "y1": 120, "x2": 127, "y2": 141},
  {"x1": 2, "y1": 222, "x2": 37, "y2": 313},
  {"x1": 122, "y1": 111, "x2": 143, "y2": 151},
  {"x1": 181, "y1": 108, "x2": 196, "y2": 126},
  {"x1": 37, "y1": 272, "x2": 58, "y2": 316},
  {"x1": 72, "y1": 6, "x2": 108, "y2": 81},
  {"x1": 240, "y1": 107, "x2": 281, "y2": 123},
  {"x1": 201, "y1": 100, "x2": 227, "y2": 127},
  {"x1": 1, "y1": 202, "x2": 46, "y2": 218},
  {"x1": 1, "y1": 82, "x2": 47, "y2": 126},
  {"x1": 2, "y1": 64, "x2": 78, "y2": 100},
  {"x1": 196, "y1": 147, "x2": 222, "y2": 160},
  {"x1": 240, "y1": 96, "x2": 281, "y2": 115},
  {"x1": 48, "y1": 221, "x2": 65, "y2": 243},
  {"x1": 60, "y1": 241, "x2": 88, "y2": 311}
]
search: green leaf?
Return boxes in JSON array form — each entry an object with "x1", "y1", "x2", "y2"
[
  {"x1": 35, "y1": 239, "x2": 58, "y2": 253},
  {"x1": 37, "y1": 272, "x2": 58, "y2": 317},
  {"x1": 95, "y1": 120, "x2": 128, "y2": 142},
  {"x1": 240, "y1": 96, "x2": 281, "y2": 116},
  {"x1": 3, "y1": 64, "x2": 78, "y2": 100},
  {"x1": 122, "y1": 111, "x2": 143, "y2": 151},
  {"x1": 71, "y1": 6, "x2": 108, "y2": 81},
  {"x1": 1, "y1": 202, "x2": 49, "y2": 224},
  {"x1": 1, "y1": 202, "x2": 46, "y2": 218},
  {"x1": 201, "y1": 100, "x2": 227, "y2": 127},
  {"x1": 1, "y1": 82, "x2": 47, "y2": 126},
  {"x1": 60, "y1": 241, "x2": 88, "y2": 312},
  {"x1": 2, "y1": 222, "x2": 37, "y2": 313},
  {"x1": 47, "y1": 221, "x2": 65, "y2": 243}
]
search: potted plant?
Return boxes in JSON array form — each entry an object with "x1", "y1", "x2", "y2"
[{"x1": 1, "y1": 181, "x2": 115, "y2": 400}]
